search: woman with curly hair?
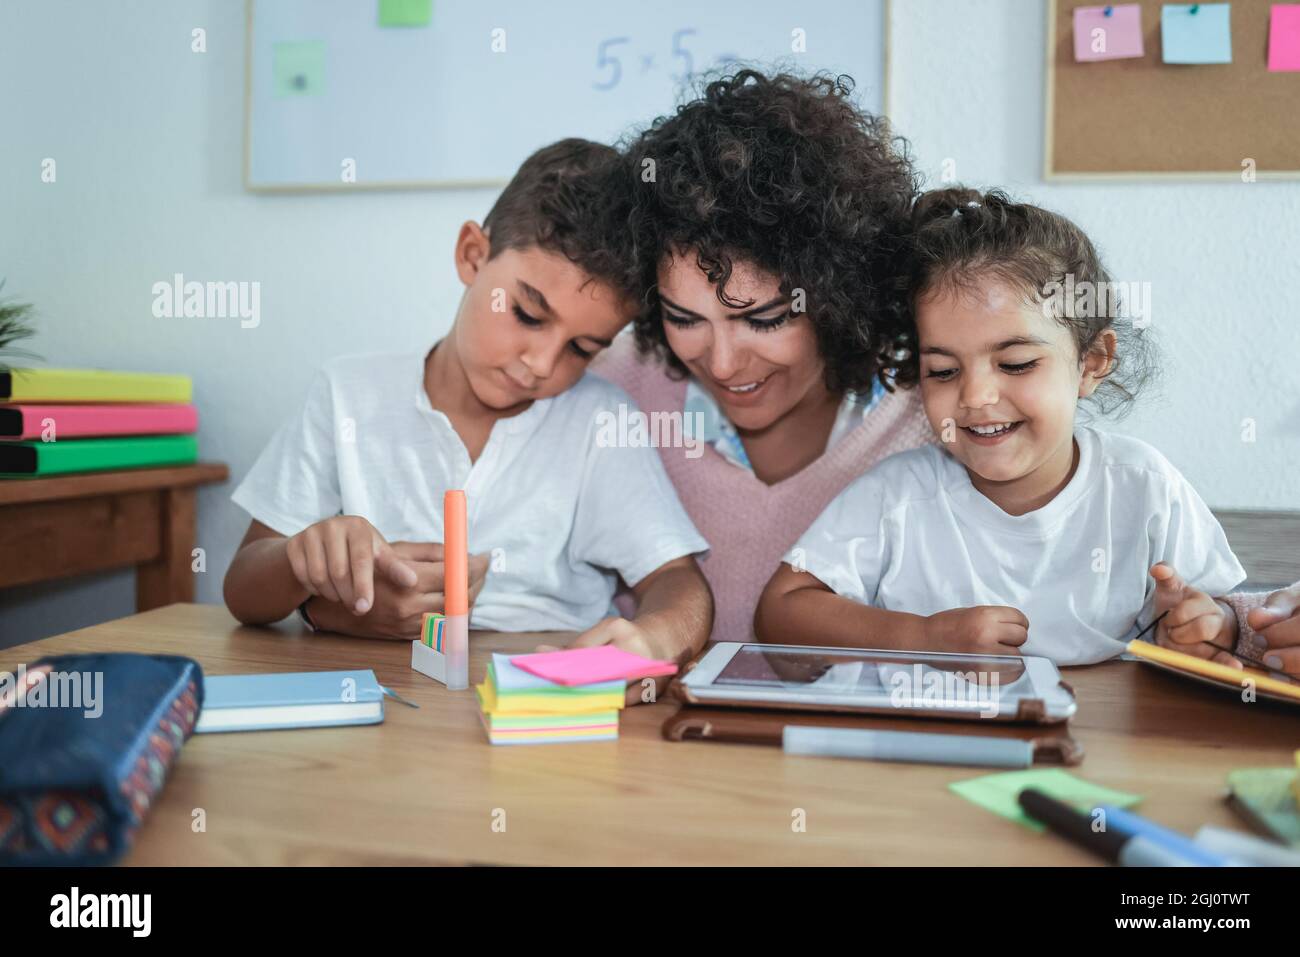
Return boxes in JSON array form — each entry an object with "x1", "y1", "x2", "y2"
[{"x1": 592, "y1": 69, "x2": 933, "y2": 644}]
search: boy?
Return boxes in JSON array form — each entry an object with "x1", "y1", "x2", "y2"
[{"x1": 223, "y1": 139, "x2": 713, "y2": 666}]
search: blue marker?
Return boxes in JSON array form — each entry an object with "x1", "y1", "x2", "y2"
[{"x1": 1097, "y1": 805, "x2": 1231, "y2": 867}]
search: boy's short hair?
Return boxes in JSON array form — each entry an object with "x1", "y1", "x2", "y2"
[{"x1": 482, "y1": 138, "x2": 635, "y2": 302}]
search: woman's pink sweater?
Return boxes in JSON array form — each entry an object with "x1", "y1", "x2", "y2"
[
  {"x1": 593, "y1": 336, "x2": 933, "y2": 643},
  {"x1": 592, "y1": 336, "x2": 1274, "y2": 657}
]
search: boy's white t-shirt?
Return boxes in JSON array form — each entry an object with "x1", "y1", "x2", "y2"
[
  {"x1": 785, "y1": 426, "x2": 1246, "y2": 666},
  {"x1": 232, "y1": 350, "x2": 709, "y2": 632}
]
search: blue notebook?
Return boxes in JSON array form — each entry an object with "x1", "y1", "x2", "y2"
[{"x1": 194, "y1": 670, "x2": 386, "y2": 733}]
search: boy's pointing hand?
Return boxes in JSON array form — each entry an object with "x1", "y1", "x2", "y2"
[{"x1": 287, "y1": 516, "x2": 417, "y2": 616}]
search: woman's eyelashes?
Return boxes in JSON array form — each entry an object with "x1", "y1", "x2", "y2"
[
  {"x1": 661, "y1": 309, "x2": 791, "y2": 332},
  {"x1": 744, "y1": 313, "x2": 790, "y2": 333},
  {"x1": 661, "y1": 310, "x2": 700, "y2": 329},
  {"x1": 924, "y1": 358, "x2": 1042, "y2": 381},
  {"x1": 511, "y1": 304, "x2": 593, "y2": 359}
]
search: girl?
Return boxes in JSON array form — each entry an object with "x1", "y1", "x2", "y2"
[{"x1": 756, "y1": 187, "x2": 1253, "y2": 667}]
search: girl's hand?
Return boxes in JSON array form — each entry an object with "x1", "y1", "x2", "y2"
[
  {"x1": 1148, "y1": 563, "x2": 1241, "y2": 669},
  {"x1": 1245, "y1": 582, "x2": 1300, "y2": 677},
  {"x1": 286, "y1": 516, "x2": 418, "y2": 615},
  {"x1": 922, "y1": 606, "x2": 1028, "y2": 655}
]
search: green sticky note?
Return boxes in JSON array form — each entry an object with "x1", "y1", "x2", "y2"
[
  {"x1": 949, "y1": 768, "x2": 1142, "y2": 832},
  {"x1": 378, "y1": 0, "x2": 432, "y2": 27},
  {"x1": 273, "y1": 41, "x2": 325, "y2": 97}
]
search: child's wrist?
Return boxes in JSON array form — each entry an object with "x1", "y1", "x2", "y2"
[{"x1": 1214, "y1": 598, "x2": 1240, "y2": 647}]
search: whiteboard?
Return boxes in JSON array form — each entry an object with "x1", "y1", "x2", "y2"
[{"x1": 244, "y1": 0, "x2": 889, "y2": 191}]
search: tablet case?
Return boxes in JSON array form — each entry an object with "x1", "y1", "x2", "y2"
[
  {"x1": 0, "y1": 653, "x2": 203, "y2": 866},
  {"x1": 661, "y1": 703, "x2": 1083, "y2": 765}
]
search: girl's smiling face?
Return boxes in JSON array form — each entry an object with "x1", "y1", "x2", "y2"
[{"x1": 916, "y1": 277, "x2": 1114, "y2": 507}]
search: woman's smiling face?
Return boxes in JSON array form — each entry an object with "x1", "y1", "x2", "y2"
[{"x1": 657, "y1": 250, "x2": 829, "y2": 432}]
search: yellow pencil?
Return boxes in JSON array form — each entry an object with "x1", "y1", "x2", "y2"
[{"x1": 1126, "y1": 640, "x2": 1300, "y2": 702}]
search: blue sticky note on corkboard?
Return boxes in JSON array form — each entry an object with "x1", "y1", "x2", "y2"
[
  {"x1": 273, "y1": 41, "x2": 326, "y2": 97},
  {"x1": 379, "y1": 0, "x2": 433, "y2": 28},
  {"x1": 1161, "y1": 3, "x2": 1233, "y2": 64}
]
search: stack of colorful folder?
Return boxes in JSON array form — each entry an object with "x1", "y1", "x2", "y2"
[
  {"x1": 476, "y1": 653, "x2": 624, "y2": 746},
  {"x1": 0, "y1": 368, "x2": 198, "y2": 477}
]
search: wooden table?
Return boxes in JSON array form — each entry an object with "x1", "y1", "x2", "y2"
[
  {"x1": 0, "y1": 463, "x2": 228, "y2": 610},
  {"x1": 3, "y1": 602, "x2": 1298, "y2": 866}
]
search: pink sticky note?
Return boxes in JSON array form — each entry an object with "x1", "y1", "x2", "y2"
[
  {"x1": 511, "y1": 646, "x2": 678, "y2": 686},
  {"x1": 1073, "y1": 4, "x2": 1145, "y2": 62},
  {"x1": 1268, "y1": 4, "x2": 1300, "y2": 71}
]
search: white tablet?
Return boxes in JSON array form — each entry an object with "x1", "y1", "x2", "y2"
[{"x1": 679, "y1": 643, "x2": 1076, "y2": 724}]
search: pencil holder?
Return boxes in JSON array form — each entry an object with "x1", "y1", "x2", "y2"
[{"x1": 411, "y1": 613, "x2": 468, "y2": 690}]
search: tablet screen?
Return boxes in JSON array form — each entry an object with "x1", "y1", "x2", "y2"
[{"x1": 714, "y1": 644, "x2": 1029, "y2": 699}]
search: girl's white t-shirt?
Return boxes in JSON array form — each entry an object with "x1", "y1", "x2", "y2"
[
  {"x1": 232, "y1": 350, "x2": 709, "y2": 633},
  {"x1": 786, "y1": 426, "x2": 1246, "y2": 665}
]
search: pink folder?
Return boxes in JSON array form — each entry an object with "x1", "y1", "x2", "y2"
[
  {"x1": 511, "y1": 645, "x2": 678, "y2": 687},
  {"x1": 0, "y1": 404, "x2": 198, "y2": 441}
]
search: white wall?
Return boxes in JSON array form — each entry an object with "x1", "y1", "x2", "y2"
[{"x1": 3, "y1": 0, "x2": 1297, "y2": 646}]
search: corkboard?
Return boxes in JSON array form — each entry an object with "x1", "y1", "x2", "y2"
[{"x1": 1045, "y1": 0, "x2": 1300, "y2": 179}]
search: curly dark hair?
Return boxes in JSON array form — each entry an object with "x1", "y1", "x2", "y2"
[
  {"x1": 621, "y1": 69, "x2": 920, "y2": 393},
  {"x1": 891, "y1": 186, "x2": 1157, "y2": 417},
  {"x1": 483, "y1": 138, "x2": 637, "y2": 300}
]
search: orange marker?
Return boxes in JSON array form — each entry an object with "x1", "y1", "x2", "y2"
[
  {"x1": 444, "y1": 490, "x2": 468, "y2": 617},
  {"x1": 442, "y1": 489, "x2": 470, "y2": 689}
]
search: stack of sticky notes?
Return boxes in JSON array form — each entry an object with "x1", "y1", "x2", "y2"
[
  {"x1": 476, "y1": 653, "x2": 625, "y2": 746},
  {"x1": 476, "y1": 646, "x2": 678, "y2": 746},
  {"x1": 422, "y1": 613, "x2": 447, "y2": 650},
  {"x1": 0, "y1": 368, "x2": 198, "y2": 477}
]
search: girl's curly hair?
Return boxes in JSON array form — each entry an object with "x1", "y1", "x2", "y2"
[
  {"x1": 890, "y1": 186, "x2": 1157, "y2": 417},
  {"x1": 621, "y1": 69, "x2": 920, "y2": 394}
]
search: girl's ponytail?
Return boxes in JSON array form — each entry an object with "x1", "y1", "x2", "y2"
[{"x1": 910, "y1": 186, "x2": 987, "y2": 228}]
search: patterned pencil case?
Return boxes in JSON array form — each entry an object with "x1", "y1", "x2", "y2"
[{"x1": 0, "y1": 653, "x2": 203, "y2": 866}]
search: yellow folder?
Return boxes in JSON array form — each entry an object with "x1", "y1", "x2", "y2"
[{"x1": 1, "y1": 368, "x2": 192, "y2": 404}]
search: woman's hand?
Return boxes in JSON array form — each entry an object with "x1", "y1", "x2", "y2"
[
  {"x1": 1246, "y1": 582, "x2": 1300, "y2": 677},
  {"x1": 535, "y1": 617, "x2": 663, "y2": 707}
]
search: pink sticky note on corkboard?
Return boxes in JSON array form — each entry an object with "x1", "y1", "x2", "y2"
[
  {"x1": 1074, "y1": 4, "x2": 1145, "y2": 62},
  {"x1": 1268, "y1": 4, "x2": 1300, "y2": 71}
]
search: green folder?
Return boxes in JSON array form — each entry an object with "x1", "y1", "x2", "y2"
[{"x1": 0, "y1": 434, "x2": 198, "y2": 477}]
